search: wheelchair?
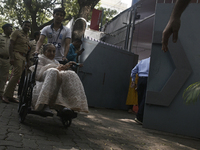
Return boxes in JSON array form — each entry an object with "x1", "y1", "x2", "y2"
[{"x1": 18, "y1": 55, "x2": 77, "y2": 127}]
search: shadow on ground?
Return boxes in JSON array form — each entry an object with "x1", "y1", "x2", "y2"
[{"x1": 1, "y1": 102, "x2": 200, "y2": 150}]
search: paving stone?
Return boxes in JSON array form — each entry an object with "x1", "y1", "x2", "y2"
[
  {"x1": 7, "y1": 129, "x2": 30, "y2": 135},
  {"x1": 36, "y1": 140, "x2": 65, "y2": 147},
  {"x1": 0, "y1": 128, "x2": 8, "y2": 135},
  {"x1": 75, "y1": 143, "x2": 93, "y2": 150},
  {"x1": 17, "y1": 127, "x2": 33, "y2": 133},
  {"x1": 65, "y1": 148, "x2": 79, "y2": 150},
  {"x1": 22, "y1": 134, "x2": 47, "y2": 141},
  {"x1": 6, "y1": 133, "x2": 22, "y2": 142},
  {"x1": 6, "y1": 146, "x2": 35, "y2": 150},
  {"x1": 61, "y1": 141, "x2": 78, "y2": 147},
  {"x1": 52, "y1": 145, "x2": 79, "y2": 150},
  {"x1": 36, "y1": 145, "x2": 54, "y2": 150},
  {"x1": 0, "y1": 135, "x2": 6, "y2": 140},
  {"x1": 31, "y1": 129, "x2": 47, "y2": 137},
  {"x1": 7, "y1": 121, "x2": 21, "y2": 127},
  {"x1": 0, "y1": 103, "x2": 7, "y2": 108},
  {"x1": 0, "y1": 120, "x2": 9, "y2": 126},
  {"x1": 0, "y1": 141, "x2": 22, "y2": 147},
  {"x1": 57, "y1": 138, "x2": 75, "y2": 146},
  {"x1": 46, "y1": 135, "x2": 61, "y2": 142},
  {"x1": 22, "y1": 139, "x2": 38, "y2": 149},
  {"x1": 1, "y1": 96, "x2": 200, "y2": 150},
  {"x1": 0, "y1": 146, "x2": 5, "y2": 150},
  {"x1": 1, "y1": 112, "x2": 12, "y2": 117}
]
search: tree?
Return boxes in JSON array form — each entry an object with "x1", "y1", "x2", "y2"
[
  {"x1": 64, "y1": 0, "x2": 80, "y2": 20},
  {"x1": 100, "y1": 8, "x2": 118, "y2": 25},
  {"x1": 0, "y1": 0, "x2": 100, "y2": 38},
  {"x1": 0, "y1": 0, "x2": 58, "y2": 37},
  {"x1": 0, "y1": 0, "x2": 118, "y2": 38},
  {"x1": 77, "y1": 0, "x2": 100, "y2": 20},
  {"x1": 0, "y1": 17, "x2": 7, "y2": 33}
]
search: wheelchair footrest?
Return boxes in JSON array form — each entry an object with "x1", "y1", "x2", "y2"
[
  {"x1": 57, "y1": 109, "x2": 77, "y2": 119},
  {"x1": 29, "y1": 110, "x2": 54, "y2": 117}
]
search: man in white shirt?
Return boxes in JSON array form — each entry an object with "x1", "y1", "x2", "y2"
[{"x1": 35, "y1": 8, "x2": 71, "y2": 63}]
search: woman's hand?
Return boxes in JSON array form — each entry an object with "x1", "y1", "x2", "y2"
[
  {"x1": 130, "y1": 81, "x2": 136, "y2": 88},
  {"x1": 57, "y1": 61, "x2": 77, "y2": 71},
  {"x1": 62, "y1": 61, "x2": 76, "y2": 70},
  {"x1": 57, "y1": 64, "x2": 64, "y2": 71}
]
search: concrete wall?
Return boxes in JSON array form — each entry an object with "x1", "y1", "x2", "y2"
[
  {"x1": 78, "y1": 38, "x2": 138, "y2": 110},
  {"x1": 143, "y1": 3, "x2": 200, "y2": 138}
]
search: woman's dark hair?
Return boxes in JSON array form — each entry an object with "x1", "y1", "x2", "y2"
[
  {"x1": 53, "y1": 8, "x2": 66, "y2": 16},
  {"x1": 43, "y1": 43, "x2": 55, "y2": 53}
]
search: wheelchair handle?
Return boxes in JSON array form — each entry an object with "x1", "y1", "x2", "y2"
[{"x1": 34, "y1": 53, "x2": 39, "y2": 59}]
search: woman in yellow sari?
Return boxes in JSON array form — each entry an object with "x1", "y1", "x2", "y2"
[{"x1": 126, "y1": 74, "x2": 138, "y2": 113}]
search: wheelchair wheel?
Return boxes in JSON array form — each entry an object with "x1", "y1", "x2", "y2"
[
  {"x1": 18, "y1": 73, "x2": 31, "y2": 123},
  {"x1": 61, "y1": 117, "x2": 72, "y2": 127},
  {"x1": 19, "y1": 104, "x2": 28, "y2": 123},
  {"x1": 18, "y1": 69, "x2": 26, "y2": 97},
  {"x1": 18, "y1": 73, "x2": 29, "y2": 112}
]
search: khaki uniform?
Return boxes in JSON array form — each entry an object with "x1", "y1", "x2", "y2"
[
  {"x1": 4, "y1": 30, "x2": 29, "y2": 98},
  {"x1": 0, "y1": 33, "x2": 10, "y2": 97}
]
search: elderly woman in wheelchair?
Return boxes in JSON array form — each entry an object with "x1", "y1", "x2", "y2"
[{"x1": 23, "y1": 43, "x2": 88, "y2": 126}]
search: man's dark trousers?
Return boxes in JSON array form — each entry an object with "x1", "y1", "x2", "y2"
[{"x1": 136, "y1": 77, "x2": 148, "y2": 122}]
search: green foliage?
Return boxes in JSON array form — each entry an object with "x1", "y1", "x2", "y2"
[
  {"x1": 0, "y1": 0, "x2": 58, "y2": 28},
  {"x1": 0, "y1": 17, "x2": 7, "y2": 34},
  {"x1": 2, "y1": 0, "x2": 28, "y2": 25},
  {"x1": 64, "y1": 0, "x2": 80, "y2": 20},
  {"x1": 0, "y1": 0, "x2": 114, "y2": 35},
  {"x1": 182, "y1": 81, "x2": 200, "y2": 104},
  {"x1": 94, "y1": 1, "x2": 118, "y2": 25},
  {"x1": 101, "y1": 7, "x2": 117, "y2": 25}
]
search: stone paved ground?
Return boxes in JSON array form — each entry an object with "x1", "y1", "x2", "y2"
[{"x1": 0, "y1": 99, "x2": 200, "y2": 150}]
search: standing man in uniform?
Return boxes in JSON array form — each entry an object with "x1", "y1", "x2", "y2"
[
  {"x1": 3, "y1": 21, "x2": 31, "y2": 103},
  {"x1": 0, "y1": 23, "x2": 13, "y2": 103},
  {"x1": 131, "y1": 57, "x2": 150, "y2": 125},
  {"x1": 35, "y1": 8, "x2": 71, "y2": 64}
]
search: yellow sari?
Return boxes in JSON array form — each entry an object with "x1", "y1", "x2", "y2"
[{"x1": 126, "y1": 74, "x2": 138, "y2": 105}]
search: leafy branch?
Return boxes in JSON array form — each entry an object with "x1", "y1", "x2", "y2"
[{"x1": 183, "y1": 81, "x2": 200, "y2": 104}]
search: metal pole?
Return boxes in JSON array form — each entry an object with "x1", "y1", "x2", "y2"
[
  {"x1": 124, "y1": 7, "x2": 133, "y2": 50},
  {"x1": 128, "y1": 7, "x2": 137, "y2": 52},
  {"x1": 100, "y1": 9, "x2": 104, "y2": 31}
]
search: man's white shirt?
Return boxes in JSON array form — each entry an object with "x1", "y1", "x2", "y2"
[{"x1": 41, "y1": 25, "x2": 71, "y2": 61}]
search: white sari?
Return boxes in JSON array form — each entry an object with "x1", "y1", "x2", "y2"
[{"x1": 30, "y1": 54, "x2": 88, "y2": 113}]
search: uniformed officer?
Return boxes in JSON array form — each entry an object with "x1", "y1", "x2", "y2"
[
  {"x1": 3, "y1": 21, "x2": 31, "y2": 103},
  {"x1": 0, "y1": 23, "x2": 13, "y2": 103}
]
